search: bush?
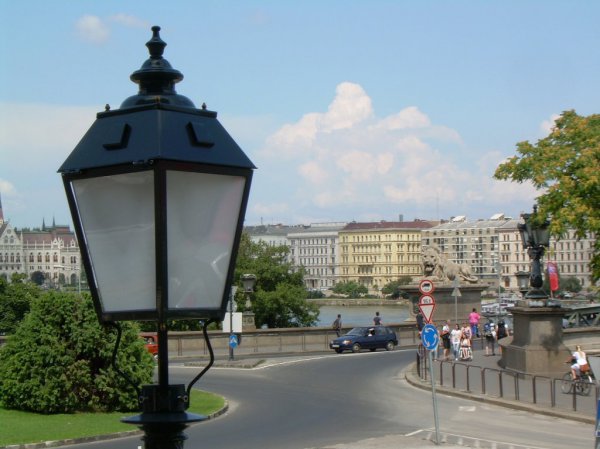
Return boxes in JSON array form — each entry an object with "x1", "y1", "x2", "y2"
[{"x1": 0, "y1": 291, "x2": 153, "y2": 414}]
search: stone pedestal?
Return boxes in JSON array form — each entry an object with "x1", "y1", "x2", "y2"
[
  {"x1": 242, "y1": 311, "x2": 256, "y2": 331},
  {"x1": 406, "y1": 283, "x2": 485, "y2": 325},
  {"x1": 500, "y1": 306, "x2": 570, "y2": 377}
]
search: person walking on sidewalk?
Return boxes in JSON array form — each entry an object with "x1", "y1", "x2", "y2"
[
  {"x1": 332, "y1": 314, "x2": 342, "y2": 337},
  {"x1": 450, "y1": 323, "x2": 462, "y2": 360},
  {"x1": 484, "y1": 319, "x2": 496, "y2": 356},
  {"x1": 496, "y1": 319, "x2": 509, "y2": 354},
  {"x1": 469, "y1": 308, "x2": 481, "y2": 338},
  {"x1": 441, "y1": 320, "x2": 451, "y2": 360},
  {"x1": 373, "y1": 311, "x2": 382, "y2": 326}
]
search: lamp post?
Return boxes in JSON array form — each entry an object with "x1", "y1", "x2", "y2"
[
  {"x1": 228, "y1": 285, "x2": 238, "y2": 361},
  {"x1": 58, "y1": 26, "x2": 255, "y2": 449},
  {"x1": 241, "y1": 273, "x2": 257, "y2": 330},
  {"x1": 517, "y1": 206, "x2": 551, "y2": 307}
]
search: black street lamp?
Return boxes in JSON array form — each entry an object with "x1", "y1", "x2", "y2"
[
  {"x1": 58, "y1": 26, "x2": 255, "y2": 449},
  {"x1": 517, "y1": 206, "x2": 551, "y2": 307}
]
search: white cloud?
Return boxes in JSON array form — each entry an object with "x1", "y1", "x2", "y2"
[
  {"x1": 0, "y1": 179, "x2": 16, "y2": 196},
  {"x1": 0, "y1": 102, "x2": 98, "y2": 165},
  {"x1": 75, "y1": 15, "x2": 110, "y2": 44},
  {"x1": 540, "y1": 113, "x2": 560, "y2": 135},
  {"x1": 372, "y1": 106, "x2": 430, "y2": 131},
  {"x1": 321, "y1": 82, "x2": 373, "y2": 131},
  {"x1": 298, "y1": 161, "x2": 328, "y2": 184},
  {"x1": 251, "y1": 81, "x2": 536, "y2": 224},
  {"x1": 109, "y1": 14, "x2": 148, "y2": 28}
]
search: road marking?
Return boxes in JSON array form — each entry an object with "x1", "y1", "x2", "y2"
[{"x1": 408, "y1": 428, "x2": 551, "y2": 449}]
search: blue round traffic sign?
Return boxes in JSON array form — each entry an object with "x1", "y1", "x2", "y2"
[
  {"x1": 421, "y1": 323, "x2": 439, "y2": 351},
  {"x1": 229, "y1": 334, "x2": 238, "y2": 348}
]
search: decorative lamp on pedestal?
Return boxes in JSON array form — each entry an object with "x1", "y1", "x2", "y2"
[
  {"x1": 58, "y1": 26, "x2": 255, "y2": 449},
  {"x1": 502, "y1": 205, "x2": 569, "y2": 377},
  {"x1": 241, "y1": 273, "x2": 257, "y2": 330},
  {"x1": 517, "y1": 206, "x2": 551, "y2": 307}
]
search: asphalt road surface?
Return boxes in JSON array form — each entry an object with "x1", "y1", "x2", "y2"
[{"x1": 67, "y1": 349, "x2": 594, "y2": 449}]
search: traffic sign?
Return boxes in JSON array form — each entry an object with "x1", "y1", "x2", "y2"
[
  {"x1": 421, "y1": 323, "x2": 439, "y2": 350},
  {"x1": 419, "y1": 294, "x2": 436, "y2": 323},
  {"x1": 419, "y1": 279, "x2": 435, "y2": 295},
  {"x1": 229, "y1": 334, "x2": 238, "y2": 348}
]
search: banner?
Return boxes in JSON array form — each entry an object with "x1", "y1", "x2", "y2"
[{"x1": 547, "y1": 261, "x2": 559, "y2": 292}]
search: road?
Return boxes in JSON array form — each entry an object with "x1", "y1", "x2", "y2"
[{"x1": 68, "y1": 349, "x2": 594, "y2": 449}]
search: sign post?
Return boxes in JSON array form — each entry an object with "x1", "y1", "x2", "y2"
[{"x1": 421, "y1": 323, "x2": 441, "y2": 445}]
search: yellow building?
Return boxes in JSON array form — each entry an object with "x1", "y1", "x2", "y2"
[{"x1": 338, "y1": 220, "x2": 434, "y2": 293}]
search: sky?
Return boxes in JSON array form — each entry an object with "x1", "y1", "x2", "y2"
[{"x1": 1, "y1": 1, "x2": 599, "y2": 230}]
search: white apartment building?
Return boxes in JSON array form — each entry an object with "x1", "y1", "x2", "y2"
[
  {"x1": 287, "y1": 222, "x2": 347, "y2": 290},
  {"x1": 425, "y1": 214, "x2": 597, "y2": 293},
  {"x1": 421, "y1": 215, "x2": 510, "y2": 291}
]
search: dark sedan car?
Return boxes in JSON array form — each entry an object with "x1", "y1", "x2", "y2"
[{"x1": 329, "y1": 326, "x2": 398, "y2": 353}]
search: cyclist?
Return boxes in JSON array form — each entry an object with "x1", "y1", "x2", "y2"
[{"x1": 569, "y1": 345, "x2": 589, "y2": 380}]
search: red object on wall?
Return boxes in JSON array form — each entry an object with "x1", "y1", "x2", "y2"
[{"x1": 547, "y1": 261, "x2": 559, "y2": 292}]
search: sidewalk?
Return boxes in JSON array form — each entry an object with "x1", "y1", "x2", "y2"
[{"x1": 405, "y1": 342, "x2": 597, "y2": 425}]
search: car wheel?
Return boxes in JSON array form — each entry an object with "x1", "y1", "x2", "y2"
[
  {"x1": 335, "y1": 348, "x2": 343, "y2": 354},
  {"x1": 351, "y1": 343, "x2": 361, "y2": 353},
  {"x1": 385, "y1": 341, "x2": 395, "y2": 351}
]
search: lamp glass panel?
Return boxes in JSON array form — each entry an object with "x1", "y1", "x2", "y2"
[
  {"x1": 71, "y1": 172, "x2": 156, "y2": 313},
  {"x1": 535, "y1": 226, "x2": 551, "y2": 247},
  {"x1": 167, "y1": 171, "x2": 245, "y2": 311}
]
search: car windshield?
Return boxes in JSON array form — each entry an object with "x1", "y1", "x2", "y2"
[{"x1": 347, "y1": 327, "x2": 368, "y2": 336}]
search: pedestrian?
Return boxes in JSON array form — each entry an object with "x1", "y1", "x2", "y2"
[
  {"x1": 484, "y1": 319, "x2": 496, "y2": 356},
  {"x1": 496, "y1": 319, "x2": 509, "y2": 354},
  {"x1": 461, "y1": 322, "x2": 472, "y2": 342},
  {"x1": 416, "y1": 312, "x2": 424, "y2": 334},
  {"x1": 469, "y1": 308, "x2": 481, "y2": 338},
  {"x1": 373, "y1": 311, "x2": 382, "y2": 326},
  {"x1": 450, "y1": 323, "x2": 462, "y2": 361},
  {"x1": 332, "y1": 314, "x2": 342, "y2": 337},
  {"x1": 441, "y1": 320, "x2": 451, "y2": 360}
]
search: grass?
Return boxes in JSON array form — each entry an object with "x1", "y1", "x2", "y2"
[{"x1": 0, "y1": 390, "x2": 225, "y2": 447}]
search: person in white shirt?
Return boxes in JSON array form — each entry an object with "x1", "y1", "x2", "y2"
[
  {"x1": 450, "y1": 323, "x2": 462, "y2": 361},
  {"x1": 570, "y1": 345, "x2": 589, "y2": 380}
]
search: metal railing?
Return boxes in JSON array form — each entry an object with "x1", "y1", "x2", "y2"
[{"x1": 416, "y1": 351, "x2": 598, "y2": 416}]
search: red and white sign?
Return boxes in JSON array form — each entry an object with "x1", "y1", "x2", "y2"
[
  {"x1": 419, "y1": 279, "x2": 435, "y2": 295},
  {"x1": 418, "y1": 294, "x2": 436, "y2": 323}
]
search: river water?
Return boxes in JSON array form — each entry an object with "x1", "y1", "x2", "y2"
[{"x1": 316, "y1": 304, "x2": 411, "y2": 327}]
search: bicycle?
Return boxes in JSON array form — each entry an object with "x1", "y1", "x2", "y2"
[{"x1": 560, "y1": 367, "x2": 594, "y2": 396}]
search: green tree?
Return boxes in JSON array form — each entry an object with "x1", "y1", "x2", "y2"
[
  {"x1": 543, "y1": 275, "x2": 582, "y2": 295},
  {"x1": 494, "y1": 110, "x2": 600, "y2": 283},
  {"x1": 0, "y1": 291, "x2": 153, "y2": 413},
  {"x1": 0, "y1": 273, "x2": 41, "y2": 334},
  {"x1": 234, "y1": 233, "x2": 318, "y2": 328},
  {"x1": 381, "y1": 276, "x2": 413, "y2": 299},
  {"x1": 332, "y1": 281, "x2": 368, "y2": 297}
]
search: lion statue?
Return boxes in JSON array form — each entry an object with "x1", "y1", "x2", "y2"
[{"x1": 422, "y1": 245, "x2": 478, "y2": 284}]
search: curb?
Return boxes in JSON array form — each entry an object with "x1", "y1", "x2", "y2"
[
  {"x1": 403, "y1": 363, "x2": 595, "y2": 425},
  {"x1": 1, "y1": 401, "x2": 230, "y2": 449}
]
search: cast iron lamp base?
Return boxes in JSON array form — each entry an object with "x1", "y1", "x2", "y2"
[{"x1": 122, "y1": 385, "x2": 206, "y2": 449}]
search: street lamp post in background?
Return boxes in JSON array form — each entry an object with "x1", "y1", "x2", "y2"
[
  {"x1": 517, "y1": 206, "x2": 551, "y2": 307},
  {"x1": 228, "y1": 286, "x2": 238, "y2": 361},
  {"x1": 58, "y1": 26, "x2": 255, "y2": 449},
  {"x1": 241, "y1": 274, "x2": 257, "y2": 331}
]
